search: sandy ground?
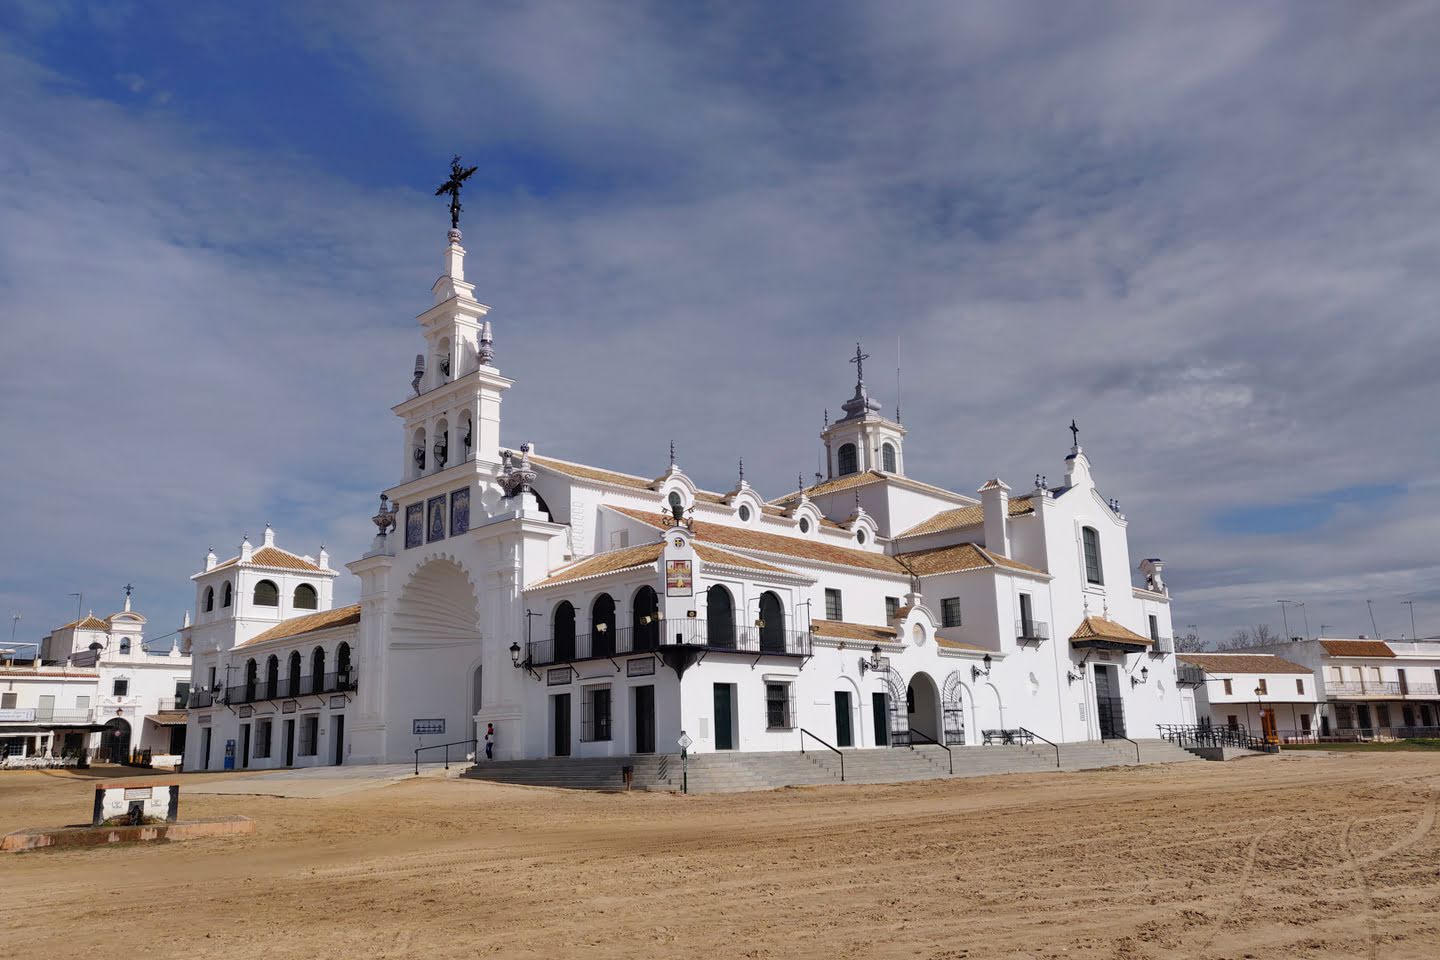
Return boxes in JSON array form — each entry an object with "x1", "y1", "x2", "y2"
[{"x1": 1, "y1": 752, "x2": 1438, "y2": 959}]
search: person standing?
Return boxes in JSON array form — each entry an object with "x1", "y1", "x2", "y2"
[{"x1": 484, "y1": 722, "x2": 494, "y2": 761}]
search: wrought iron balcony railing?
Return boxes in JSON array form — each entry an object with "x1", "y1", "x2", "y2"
[
  {"x1": 217, "y1": 669, "x2": 359, "y2": 706},
  {"x1": 527, "y1": 618, "x2": 812, "y2": 667},
  {"x1": 1016, "y1": 619, "x2": 1049, "y2": 644}
]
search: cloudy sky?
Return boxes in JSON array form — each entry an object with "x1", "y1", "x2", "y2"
[{"x1": 2, "y1": 2, "x2": 1438, "y2": 650}]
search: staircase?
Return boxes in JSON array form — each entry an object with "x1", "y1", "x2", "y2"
[{"x1": 460, "y1": 738, "x2": 1200, "y2": 793}]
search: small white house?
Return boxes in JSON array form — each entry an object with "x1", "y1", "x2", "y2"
[{"x1": 1175, "y1": 652, "x2": 1322, "y2": 741}]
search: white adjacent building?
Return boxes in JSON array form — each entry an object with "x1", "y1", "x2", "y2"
[
  {"x1": 1, "y1": 590, "x2": 190, "y2": 764},
  {"x1": 181, "y1": 222, "x2": 1191, "y2": 771},
  {"x1": 1174, "y1": 652, "x2": 1324, "y2": 741}
]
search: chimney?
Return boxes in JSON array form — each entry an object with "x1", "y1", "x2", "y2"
[
  {"x1": 979, "y1": 478, "x2": 1011, "y2": 557},
  {"x1": 240, "y1": 533, "x2": 253, "y2": 563}
]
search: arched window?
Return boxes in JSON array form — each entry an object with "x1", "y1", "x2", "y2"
[
  {"x1": 119, "y1": 638, "x2": 131, "y2": 655},
  {"x1": 336, "y1": 642, "x2": 352, "y2": 685},
  {"x1": 222, "y1": 581, "x2": 233, "y2": 608},
  {"x1": 254, "y1": 580, "x2": 279, "y2": 607},
  {"x1": 243, "y1": 658, "x2": 257, "y2": 702},
  {"x1": 591, "y1": 593, "x2": 617, "y2": 658},
  {"x1": 460, "y1": 412, "x2": 474, "y2": 461},
  {"x1": 1082, "y1": 526, "x2": 1103, "y2": 585},
  {"x1": 837, "y1": 443, "x2": 858, "y2": 476},
  {"x1": 203, "y1": 587, "x2": 215, "y2": 613},
  {"x1": 412, "y1": 426, "x2": 427, "y2": 477},
  {"x1": 287, "y1": 651, "x2": 302, "y2": 696},
  {"x1": 633, "y1": 586, "x2": 660, "y2": 652},
  {"x1": 707, "y1": 585, "x2": 735, "y2": 649},
  {"x1": 553, "y1": 601, "x2": 576, "y2": 662},
  {"x1": 311, "y1": 646, "x2": 327, "y2": 691},
  {"x1": 882, "y1": 442, "x2": 897, "y2": 473},
  {"x1": 293, "y1": 584, "x2": 318, "y2": 610},
  {"x1": 758, "y1": 591, "x2": 785, "y2": 654},
  {"x1": 265, "y1": 655, "x2": 279, "y2": 699}
]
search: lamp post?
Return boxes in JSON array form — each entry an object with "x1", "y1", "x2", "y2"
[{"x1": 1254, "y1": 685, "x2": 1266, "y2": 744}]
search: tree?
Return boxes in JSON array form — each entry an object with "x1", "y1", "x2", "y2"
[
  {"x1": 1172, "y1": 630, "x2": 1205, "y2": 653},
  {"x1": 1218, "y1": 624, "x2": 1284, "y2": 651}
]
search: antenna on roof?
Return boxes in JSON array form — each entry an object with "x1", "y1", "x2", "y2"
[
  {"x1": 1366, "y1": 599, "x2": 1380, "y2": 639},
  {"x1": 895, "y1": 333, "x2": 902, "y2": 423}
]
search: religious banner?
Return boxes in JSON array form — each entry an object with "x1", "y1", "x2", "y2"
[
  {"x1": 405, "y1": 503, "x2": 424, "y2": 549},
  {"x1": 665, "y1": 559, "x2": 693, "y2": 597},
  {"x1": 426, "y1": 495, "x2": 446, "y2": 543},
  {"x1": 450, "y1": 486, "x2": 470, "y2": 536}
]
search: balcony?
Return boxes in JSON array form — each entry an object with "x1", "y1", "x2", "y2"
[
  {"x1": 527, "y1": 618, "x2": 812, "y2": 667},
  {"x1": 1148, "y1": 635, "x2": 1175, "y2": 657},
  {"x1": 0, "y1": 707, "x2": 95, "y2": 725},
  {"x1": 216, "y1": 669, "x2": 359, "y2": 707},
  {"x1": 1015, "y1": 619, "x2": 1049, "y2": 646},
  {"x1": 1175, "y1": 663, "x2": 1207, "y2": 687}
]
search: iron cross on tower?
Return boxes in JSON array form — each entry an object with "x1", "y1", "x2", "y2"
[
  {"x1": 1070, "y1": 419, "x2": 1080, "y2": 446},
  {"x1": 435, "y1": 154, "x2": 478, "y2": 230},
  {"x1": 850, "y1": 342, "x2": 869, "y2": 384}
]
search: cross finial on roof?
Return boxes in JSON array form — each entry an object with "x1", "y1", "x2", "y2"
[
  {"x1": 850, "y1": 342, "x2": 869, "y2": 384},
  {"x1": 124, "y1": 582, "x2": 133, "y2": 598},
  {"x1": 738, "y1": 458, "x2": 744, "y2": 484},
  {"x1": 1070, "y1": 419, "x2": 1079, "y2": 446},
  {"x1": 669, "y1": 440, "x2": 675, "y2": 467},
  {"x1": 434, "y1": 154, "x2": 478, "y2": 231},
  {"x1": 798, "y1": 474, "x2": 805, "y2": 493}
]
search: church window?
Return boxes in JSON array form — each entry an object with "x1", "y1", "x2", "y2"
[
  {"x1": 203, "y1": 587, "x2": 214, "y2": 613},
  {"x1": 1082, "y1": 527, "x2": 1103, "y2": 585},
  {"x1": 885, "y1": 597, "x2": 901, "y2": 621},
  {"x1": 294, "y1": 584, "x2": 318, "y2": 610},
  {"x1": 222, "y1": 581, "x2": 233, "y2": 608},
  {"x1": 113, "y1": 678, "x2": 128, "y2": 697},
  {"x1": 707, "y1": 585, "x2": 735, "y2": 647},
  {"x1": 591, "y1": 594, "x2": 617, "y2": 658},
  {"x1": 882, "y1": 442, "x2": 897, "y2": 473},
  {"x1": 553, "y1": 602, "x2": 576, "y2": 662},
  {"x1": 738, "y1": 504, "x2": 751, "y2": 522},
  {"x1": 765, "y1": 682, "x2": 795, "y2": 729},
  {"x1": 837, "y1": 443, "x2": 858, "y2": 477},
  {"x1": 799, "y1": 517, "x2": 811, "y2": 534},
  {"x1": 119, "y1": 638, "x2": 131, "y2": 655},
  {"x1": 942, "y1": 598, "x2": 962, "y2": 628},
  {"x1": 824, "y1": 588, "x2": 843, "y2": 622},
  {"x1": 254, "y1": 580, "x2": 279, "y2": 607},
  {"x1": 856, "y1": 528, "x2": 867, "y2": 545}
]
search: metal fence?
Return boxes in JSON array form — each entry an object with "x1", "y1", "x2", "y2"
[
  {"x1": 207, "y1": 669, "x2": 359, "y2": 707},
  {"x1": 1157, "y1": 723, "x2": 1269, "y2": 751},
  {"x1": 528, "y1": 618, "x2": 812, "y2": 666}
]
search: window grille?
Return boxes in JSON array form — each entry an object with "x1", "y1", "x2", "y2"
[
  {"x1": 837, "y1": 443, "x2": 858, "y2": 476},
  {"x1": 941, "y1": 598, "x2": 962, "y2": 628},
  {"x1": 113, "y1": 679, "x2": 129, "y2": 697},
  {"x1": 825, "y1": 589, "x2": 843, "y2": 622},
  {"x1": 885, "y1": 597, "x2": 900, "y2": 621},
  {"x1": 293, "y1": 584, "x2": 318, "y2": 610},
  {"x1": 1082, "y1": 527, "x2": 1103, "y2": 585},
  {"x1": 254, "y1": 580, "x2": 279, "y2": 607},
  {"x1": 255, "y1": 720, "x2": 272, "y2": 759},
  {"x1": 300, "y1": 716, "x2": 319, "y2": 756},
  {"x1": 766, "y1": 683, "x2": 795, "y2": 729},
  {"x1": 582, "y1": 685, "x2": 612, "y2": 742},
  {"x1": 882, "y1": 442, "x2": 897, "y2": 473}
]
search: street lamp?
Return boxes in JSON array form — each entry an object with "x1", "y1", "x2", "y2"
[
  {"x1": 1254, "y1": 685, "x2": 1266, "y2": 743},
  {"x1": 971, "y1": 653, "x2": 992, "y2": 681},
  {"x1": 1131, "y1": 665, "x2": 1149, "y2": 687},
  {"x1": 860, "y1": 644, "x2": 883, "y2": 675},
  {"x1": 509, "y1": 642, "x2": 522, "y2": 668}
]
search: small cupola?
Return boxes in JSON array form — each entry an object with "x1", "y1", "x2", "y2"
[{"x1": 820, "y1": 342, "x2": 906, "y2": 479}]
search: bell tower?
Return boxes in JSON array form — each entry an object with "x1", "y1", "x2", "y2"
[{"x1": 820, "y1": 342, "x2": 906, "y2": 479}]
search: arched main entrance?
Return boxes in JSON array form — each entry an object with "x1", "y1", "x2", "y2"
[
  {"x1": 941, "y1": 671, "x2": 969, "y2": 745},
  {"x1": 391, "y1": 558, "x2": 483, "y2": 761},
  {"x1": 102, "y1": 718, "x2": 131, "y2": 763},
  {"x1": 906, "y1": 671, "x2": 942, "y2": 743}
]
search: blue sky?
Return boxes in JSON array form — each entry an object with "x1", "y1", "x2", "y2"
[{"x1": 2, "y1": 2, "x2": 1439, "y2": 650}]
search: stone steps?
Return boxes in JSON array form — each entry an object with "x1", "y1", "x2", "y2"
[{"x1": 460, "y1": 739, "x2": 1199, "y2": 793}]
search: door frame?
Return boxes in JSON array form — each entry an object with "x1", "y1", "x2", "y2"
[
  {"x1": 834, "y1": 691, "x2": 854, "y2": 748},
  {"x1": 332, "y1": 713, "x2": 345, "y2": 766},
  {"x1": 713, "y1": 683, "x2": 736, "y2": 750}
]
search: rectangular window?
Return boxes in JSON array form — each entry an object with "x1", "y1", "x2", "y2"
[
  {"x1": 1257, "y1": 678, "x2": 1268, "y2": 695},
  {"x1": 208, "y1": 666, "x2": 217, "y2": 692},
  {"x1": 37, "y1": 695, "x2": 54, "y2": 720},
  {"x1": 941, "y1": 598, "x2": 962, "y2": 628},
  {"x1": 766, "y1": 683, "x2": 795, "y2": 729},
  {"x1": 582, "y1": 685, "x2": 612, "y2": 742},
  {"x1": 825, "y1": 589, "x2": 843, "y2": 622},
  {"x1": 76, "y1": 695, "x2": 89, "y2": 709},
  {"x1": 1082, "y1": 527, "x2": 1103, "y2": 585},
  {"x1": 300, "y1": 715, "x2": 319, "y2": 756},
  {"x1": 1227, "y1": 715, "x2": 1238, "y2": 729},
  {"x1": 1, "y1": 693, "x2": 15, "y2": 709},
  {"x1": 885, "y1": 597, "x2": 901, "y2": 621},
  {"x1": 1019, "y1": 593, "x2": 1034, "y2": 634},
  {"x1": 405, "y1": 502, "x2": 424, "y2": 549},
  {"x1": 113, "y1": 679, "x2": 129, "y2": 697},
  {"x1": 1300, "y1": 714, "x2": 1312, "y2": 733},
  {"x1": 1223, "y1": 679, "x2": 1233, "y2": 695},
  {"x1": 1148, "y1": 615, "x2": 1160, "y2": 642},
  {"x1": 1376, "y1": 704, "x2": 1391, "y2": 727},
  {"x1": 255, "y1": 720, "x2": 272, "y2": 759},
  {"x1": 1296, "y1": 678, "x2": 1305, "y2": 695}
]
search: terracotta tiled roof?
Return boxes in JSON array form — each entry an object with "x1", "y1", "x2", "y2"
[
  {"x1": 1070, "y1": 616, "x2": 1153, "y2": 647},
  {"x1": 771, "y1": 470, "x2": 975, "y2": 507},
  {"x1": 0, "y1": 669, "x2": 99, "y2": 679},
  {"x1": 895, "y1": 542, "x2": 1046, "y2": 577},
  {"x1": 210, "y1": 545, "x2": 324, "y2": 574},
  {"x1": 1177, "y1": 653, "x2": 1312, "y2": 676},
  {"x1": 936, "y1": 637, "x2": 989, "y2": 652},
  {"x1": 896, "y1": 496, "x2": 1035, "y2": 539},
  {"x1": 148, "y1": 710, "x2": 189, "y2": 726},
  {"x1": 240, "y1": 604, "x2": 362, "y2": 647},
  {"x1": 530, "y1": 455, "x2": 731, "y2": 505},
  {"x1": 811, "y1": 619, "x2": 896, "y2": 643},
  {"x1": 609, "y1": 506, "x2": 908, "y2": 576},
  {"x1": 59, "y1": 615, "x2": 111, "y2": 631},
  {"x1": 531, "y1": 541, "x2": 787, "y2": 590},
  {"x1": 1318, "y1": 639, "x2": 1395, "y2": 658}
]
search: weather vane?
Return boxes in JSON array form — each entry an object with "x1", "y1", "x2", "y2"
[{"x1": 435, "y1": 154, "x2": 478, "y2": 230}]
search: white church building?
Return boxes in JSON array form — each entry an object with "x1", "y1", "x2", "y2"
[{"x1": 181, "y1": 220, "x2": 1187, "y2": 770}]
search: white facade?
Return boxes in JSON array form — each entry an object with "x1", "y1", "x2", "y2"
[
  {"x1": 3, "y1": 592, "x2": 190, "y2": 763},
  {"x1": 1249, "y1": 638, "x2": 1440, "y2": 738},
  {"x1": 1174, "y1": 652, "x2": 1324, "y2": 740},
  {"x1": 181, "y1": 224, "x2": 1192, "y2": 770}
]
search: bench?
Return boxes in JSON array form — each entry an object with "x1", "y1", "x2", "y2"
[{"x1": 981, "y1": 729, "x2": 1035, "y2": 746}]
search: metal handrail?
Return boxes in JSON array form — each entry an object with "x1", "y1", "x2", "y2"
[
  {"x1": 1111, "y1": 734, "x2": 1141, "y2": 762},
  {"x1": 799, "y1": 728, "x2": 844, "y2": 782},
  {"x1": 905, "y1": 727, "x2": 953, "y2": 774},
  {"x1": 1017, "y1": 726, "x2": 1060, "y2": 768},
  {"x1": 414, "y1": 738, "x2": 478, "y2": 775}
]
